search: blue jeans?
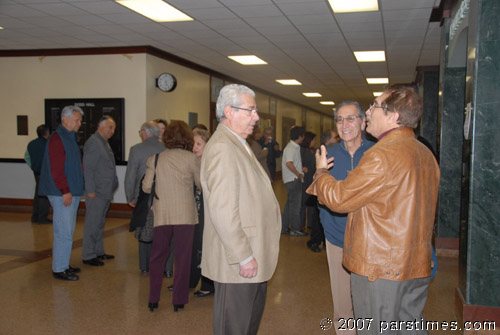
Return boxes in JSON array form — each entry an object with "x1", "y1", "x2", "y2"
[
  {"x1": 282, "y1": 179, "x2": 302, "y2": 233},
  {"x1": 48, "y1": 195, "x2": 80, "y2": 272}
]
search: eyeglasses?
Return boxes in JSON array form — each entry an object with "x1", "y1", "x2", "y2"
[
  {"x1": 231, "y1": 105, "x2": 259, "y2": 115},
  {"x1": 369, "y1": 104, "x2": 387, "y2": 112},
  {"x1": 335, "y1": 115, "x2": 360, "y2": 123}
]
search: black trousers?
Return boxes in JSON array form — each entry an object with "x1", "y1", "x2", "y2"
[{"x1": 31, "y1": 173, "x2": 50, "y2": 223}]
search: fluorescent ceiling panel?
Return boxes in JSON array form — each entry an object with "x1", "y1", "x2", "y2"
[
  {"x1": 303, "y1": 92, "x2": 322, "y2": 97},
  {"x1": 373, "y1": 92, "x2": 383, "y2": 96},
  {"x1": 366, "y1": 78, "x2": 389, "y2": 84},
  {"x1": 328, "y1": 0, "x2": 379, "y2": 13},
  {"x1": 320, "y1": 101, "x2": 335, "y2": 105},
  {"x1": 228, "y1": 55, "x2": 267, "y2": 65},
  {"x1": 115, "y1": 0, "x2": 193, "y2": 22},
  {"x1": 354, "y1": 50, "x2": 386, "y2": 62},
  {"x1": 276, "y1": 79, "x2": 302, "y2": 85}
]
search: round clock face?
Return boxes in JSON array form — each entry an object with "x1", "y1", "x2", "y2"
[{"x1": 156, "y1": 73, "x2": 177, "y2": 92}]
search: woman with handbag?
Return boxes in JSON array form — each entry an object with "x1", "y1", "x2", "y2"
[{"x1": 142, "y1": 121, "x2": 200, "y2": 312}]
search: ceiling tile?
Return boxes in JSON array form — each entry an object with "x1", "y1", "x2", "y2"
[
  {"x1": 185, "y1": 7, "x2": 237, "y2": 20},
  {"x1": 229, "y1": 4, "x2": 282, "y2": 18},
  {"x1": 27, "y1": 3, "x2": 88, "y2": 16}
]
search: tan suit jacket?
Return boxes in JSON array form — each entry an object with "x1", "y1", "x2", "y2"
[
  {"x1": 142, "y1": 148, "x2": 200, "y2": 227},
  {"x1": 201, "y1": 124, "x2": 281, "y2": 284}
]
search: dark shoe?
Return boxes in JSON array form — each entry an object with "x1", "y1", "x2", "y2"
[
  {"x1": 290, "y1": 230, "x2": 308, "y2": 236},
  {"x1": 193, "y1": 290, "x2": 213, "y2": 297},
  {"x1": 68, "y1": 266, "x2": 81, "y2": 273},
  {"x1": 173, "y1": 304, "x2": 184, "y2": 312},
  {"x1": 168, "y1": 284, "x2": 174, "y2": 291},
  {"x1": 307, "y1": 243, "x2": 321, "y2": 253},
  {"x1": 164, "y1": 271, "x2": 173, "y2": 278},
  {"x1": 53, "y1": 270, "x2": 79, "y2": 281},
  {"x1": 97, "y1": 254, "x2": 114, "y2": 260},
  {"x1": 148, "y1": 302, "x2": 158, "y2": 312},
  {"x1": 83, "y1": 258, "x2": 104, "y2": 266}
]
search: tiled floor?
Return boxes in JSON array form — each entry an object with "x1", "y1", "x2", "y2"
[{"x1": 0, "y1": 181, "x2": 465, "y2": 334}]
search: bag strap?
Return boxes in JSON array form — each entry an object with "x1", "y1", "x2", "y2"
[{"x1": 148, "y1": 153, "x2": 160, "y2": 208}]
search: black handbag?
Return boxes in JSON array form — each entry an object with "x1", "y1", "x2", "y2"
[{"x1": 131, "y1": 154, "x2": 159, "y2": 243}]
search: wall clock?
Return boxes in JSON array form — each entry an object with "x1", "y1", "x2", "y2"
[{"x1": 156, "y1": 73, "x2": 177, "y2": 92}]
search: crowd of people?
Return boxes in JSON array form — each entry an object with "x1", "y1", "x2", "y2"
[{"x1": 27, "y1": 83, "x2": 439, "y2": 335}]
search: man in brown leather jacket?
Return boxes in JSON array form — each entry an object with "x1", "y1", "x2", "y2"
[{"x1": 308, "y1": 84, "x2": 440, "y2": 334}]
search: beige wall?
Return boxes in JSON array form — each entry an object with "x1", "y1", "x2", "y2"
[
  {"x1": 305, "y1": 110, "x2": 321, "y2": 137},
  {"x1": 276, "y1": 99, "x2": 304, "y2": 147},
  {"x1": 0, "y1": 51, "x2": 332, "y2": 161},
  {"x1": 146, "y1": 55, "x2": 210, "y2": 127},
  {"x1": 0, "y1": 54, "x2": 148, "y2": 159}
]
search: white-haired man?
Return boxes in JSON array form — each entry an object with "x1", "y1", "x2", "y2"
[
  {"x1": 201, "y1": 84, "x2": 281, "y2": 335},
  {"x1": 39, "y1": 106, "x2": 84, "y2": 281}
]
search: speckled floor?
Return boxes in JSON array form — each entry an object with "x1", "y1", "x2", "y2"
[{"x1": 0, "y1": 181, "x2": 464, "y2": 335}]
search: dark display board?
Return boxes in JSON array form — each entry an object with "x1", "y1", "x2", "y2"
[{"x1": 45, "y1": 98, "x2": 125, "y2": 164}]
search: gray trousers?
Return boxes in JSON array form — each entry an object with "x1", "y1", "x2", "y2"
[
  {"x1": 282, "y1": 179, "x2": 302, "y2": 233},
  {"x1": 82, "y1": 196, "x2": 110, "y2": 260},
  {"x1": 351, "y1": 273, "x2": 430, "y2": 335},
  {"x1": 213, "y1": 281, "x2": 267, "y2": 335}
]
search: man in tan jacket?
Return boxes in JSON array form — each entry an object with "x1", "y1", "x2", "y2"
[
  {"x1": 201, "y1": 84, "x2": 281, "y2": 335},
  {"x1": 308, "y1": 84, "x2": 440, "y2": 334}
]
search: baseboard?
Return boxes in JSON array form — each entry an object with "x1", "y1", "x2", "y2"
[
  {"x1": 436, "y1": 237, "x2": 459, "y2": 257},
  {"x1": 455, "y1": 288, "x2": 500, "y2": 334}
]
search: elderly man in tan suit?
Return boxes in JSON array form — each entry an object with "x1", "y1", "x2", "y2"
[{"x1": 201, "y1": 84, "x2": 281, "y2": 335}]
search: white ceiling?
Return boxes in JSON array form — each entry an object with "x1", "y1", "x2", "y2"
[{"x1": 0, "y1": 0, "x2": 442, "y2": 114}]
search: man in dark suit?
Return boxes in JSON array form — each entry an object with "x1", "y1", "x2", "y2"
[
  {"x1": 82, "y1": 116, "x2": 118, "y2": 266},
  {"x1": 259, "y1": 126, "x2": 281, "y2": 182},
  {"x1": 26, "y1": 124, "x2": 51, "y2": 224}
]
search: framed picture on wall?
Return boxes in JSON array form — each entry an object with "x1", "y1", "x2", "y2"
[
  {"x1": 269, "y1": 97, "x2": 277, "y2": 116},
  {"x1": 211, "y1": 77, "x2": 224, "y2": 103},
  {"x1": 45, "y1": 98, "x2": 125, "y2": 164}
]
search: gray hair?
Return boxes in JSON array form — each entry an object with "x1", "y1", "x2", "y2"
[
  {"x1": 98, "y1": 115, "x2": 115, "y2": 127},
  {"x1": 263, "y1": 126, "x2": 273, "y2": 132},
  {"x1": 334, "y1": 101, "x2": 365, "y2": 120},
  {"x1": 216, "y1": 84, "x2": 255, "y2": 121},
  {"x1": 141, "y1": 121, "x2": 160, "y2": 138},
  {"x1": 61, "y1": 105, "x2": 84, "y2": 120},
  {"x1": 321, "y1": 129, "x2": 336, "y2": 145}
]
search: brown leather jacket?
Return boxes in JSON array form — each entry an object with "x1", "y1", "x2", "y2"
[{"x1": 307, "y1": 127, "x2": 440, "y2": 281}]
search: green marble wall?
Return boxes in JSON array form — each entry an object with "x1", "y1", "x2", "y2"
[
  {"x1": 462, "y1": 0, "x2": 500, "y2": 307},
  {"x1": 437, "y1": 67, "x2": 465, "y2": 239},
  {"x1": 421, "y1": 71, "x2": 439, "y2": 155}
]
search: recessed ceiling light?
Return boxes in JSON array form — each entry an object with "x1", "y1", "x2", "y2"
[
  {"x1": 373, "y1": 92, "x2": 383, "y2": 97},
  {"x1": 0, "y1": 27, "x2": 4, "y2": 30},
  {"x1": 354, "y1": 51, "x2": 386, "y2": 62},
  {"x1": 276, "y1": 79, "x2": 302, "y2": 86},
  {"x1": 303, "y1": 92, "x2": 322, "y2": 97},
  {"x1": 320, "y1": 101, "x2": 335, "y2": 105},
  {"x1": 328, "y1": 0, "x2": 379, "y2": 13},
  {"x1": 228, "y1": 55, "x2": 267, "y2": 65},
  {"x1": 366, "y1": 78, "x2": 389, "y2": 84},
  {"x1": 115, "y1": 0, "x2": 193, "y2": 22}
]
